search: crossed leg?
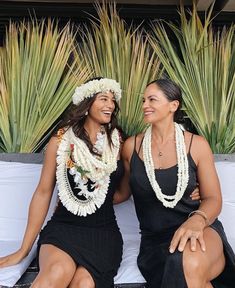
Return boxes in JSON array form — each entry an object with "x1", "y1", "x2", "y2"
[
  {"x1": 31, "y1": 244, "x2": 95, "y2": 288},
  {"x1": 183, "y1": 227, "x2": 225, "y2": 288}
]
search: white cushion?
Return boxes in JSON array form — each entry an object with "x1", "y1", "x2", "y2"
[
  {"x1": 0, "y1": 161, "x2": 57, "y2": 287},
  {"x1": 114, "y1": 197, "x2": 145, "y2": 283},
  {"x1": 216, "y1": 161, "x2": 235, "y2": 250},
  {"x1": 0, "y1": 240, "x2": 36, "y2": 287}
]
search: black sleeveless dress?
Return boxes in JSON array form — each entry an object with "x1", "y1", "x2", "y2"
[
  {"x1": 130, "y1": 137, "x2": 235, "y2": 288},
  {"x1": 38, "y1": 161, "x2": 124, "y2": 288}
]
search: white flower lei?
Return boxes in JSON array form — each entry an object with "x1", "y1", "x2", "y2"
[
  {"x1": 92, "y1": 128, "x2": 106, "y2": 155},
  {"x1": 143, "y1": 123, "x2": 189, "y2": 208},
  {"x1": 72, "y1": 78, "x2": 122, "y2": 105},
  {"x1": 56, "y1": 127, "x2": 120, "y2": 216}
]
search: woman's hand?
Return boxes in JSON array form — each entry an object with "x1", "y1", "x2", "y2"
[
  {"x1": 169, "y1": 215, "x2": 206, "y2": 254},
  {"x1": 190, "y1": 186, "x2": 200, "y2": 201},
  {"x1": 0, "y1": 249, "x2": 26, "y2": 268}
]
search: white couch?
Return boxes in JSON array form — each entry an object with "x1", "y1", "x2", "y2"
[
  {"x1": 216, "y1": 161, "x2": 235, "y2": 249},
  {"x1": 0, "y1": 160, "x2": 235, "y2": 287}
]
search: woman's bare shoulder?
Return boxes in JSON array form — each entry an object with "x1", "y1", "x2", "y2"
[
  {"x1": 123, "y1": 133, "x2": 144, "y2": 148},
  {"x1": 186, "y1": 132, "x2": 213, "y2": 164},
  {"x1": 189, "y1": 133, "x2": 210, "y2": 148},
  {"x1": 122, "y1": 133, "x2": 144, "y2": 160}
]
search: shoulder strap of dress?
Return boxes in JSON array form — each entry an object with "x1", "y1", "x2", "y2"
[
  {"x1": 188, "y1": 133, "x2": 194, "y2": 154},
  {"x1": 134, "y1": 135, "x2": 137, "y2": 152},
  {"x1": 137, "y1": 136, "x2": 144, "y2": 155}
]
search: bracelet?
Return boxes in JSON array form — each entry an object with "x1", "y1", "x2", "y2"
[{"x1": 188, "y1": 210, "x2": 210, "y2": 226}]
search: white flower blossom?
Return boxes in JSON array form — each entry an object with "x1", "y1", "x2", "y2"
[
  {"x1": 72, "y1": 78, "x2": 122, "y2": 105},
  {"x1": 74, "y1": 172, "x2": 82, "y2": 183},
  {"x1": 69, "y1": 167, "x2": 77, "y2": 175}
]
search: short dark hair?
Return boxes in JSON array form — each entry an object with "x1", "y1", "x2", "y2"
[{"x1": 147, "y1": 78, "x2": 184, "y2": 123}]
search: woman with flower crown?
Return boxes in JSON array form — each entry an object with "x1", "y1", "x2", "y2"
[
  {"x1": 0, "y1": 77, "x2": 124, "y2": 288},
  {"x1": 120, "y1": 78, "x2": 235, "y2": 288}
]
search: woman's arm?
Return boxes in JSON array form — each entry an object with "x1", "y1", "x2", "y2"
[
  {"x1": 193, "y1": 137, "x2": 222, "y2": 222},
  {"x1": 113, "y1": 137, "x2": 134, "y2": 204},
  {"x1": 0, "y1": 136, "x2": 58, "y2": 268},
  {"x1": 170, "y1": 135, "x2": 222, "y2": 253}
]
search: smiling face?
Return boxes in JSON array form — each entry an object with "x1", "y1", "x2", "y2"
[
  {"x1": 87, "y1": 91, "x2": 116, "y2": 124},
  {"x1": 143, "y1": 83, "x2": 179, "y2": 124}
]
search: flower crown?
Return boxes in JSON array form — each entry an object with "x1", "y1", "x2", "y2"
[{"x1": 72, "y1": 78, "x2": 122, "y2": 105}]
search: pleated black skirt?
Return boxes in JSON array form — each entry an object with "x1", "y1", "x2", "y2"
[{"x1": 38, "y1": 220, "x2": 123, "y2": 288}]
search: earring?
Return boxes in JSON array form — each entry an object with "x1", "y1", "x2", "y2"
[{"x1": 85, "y1": 111, "x2": 88, "y2": 116}]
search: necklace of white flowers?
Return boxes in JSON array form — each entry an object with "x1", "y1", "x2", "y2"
[
  {"x1": 56, "y1": 127, "x2": 120, "y2": 216},
  {"x1": 143, "y1": 122, "x2": 189, "y2": 208}
]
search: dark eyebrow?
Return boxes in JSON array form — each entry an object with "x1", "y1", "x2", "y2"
[
  {"x1": 148, "y1": 94, "x2": 159, "y2": 98},
  {"x1": 143, "y1": 94, "x2": 160, "y2": 100},
  {"x1": 97, "y1": 94, "x2": 115, "y2": 101}
]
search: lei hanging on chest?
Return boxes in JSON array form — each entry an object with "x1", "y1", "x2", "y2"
[
  {"x1": 143, "y1": 122, "x2": 189, "y2": 208},
  {"x1": 56, "y1": 127, "x2": 120, "y2": 216}
]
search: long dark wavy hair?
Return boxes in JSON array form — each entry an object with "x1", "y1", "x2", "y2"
[{"x1": 58, "y1": 77, "x2": 120, "y2": 154}]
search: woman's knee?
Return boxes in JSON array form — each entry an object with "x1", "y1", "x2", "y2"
[
  {"x1": 182, "y1": 246, "x2": 211, "y2": 288},
  {"x1": 183, "y1": 253, "x2": 208, "y2": 278},
  {"x1": 183, "y1": 228, "x2": 225, "y2": 285},
  {"x1": 68, "y1": 266, "x2": 95, "y2": 288},
  {"x1": 31, "y1": 277, "x2": 58, "y2": 288},
  {"x1": 31, "y1": 262, "x2": 75, "y2": 288},
  {"x1": 50, "y1": 262, "x2": 72, "y2": 278},
  {"x1": 69, "y1": 277, "x2": 95, "y2": 288},
  {"x1": 184, "y1": 260, "x2": 207, "y2": 288}
]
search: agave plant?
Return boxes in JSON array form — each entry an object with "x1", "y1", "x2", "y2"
[
  {"x1": 0, "y1": 20, "x2": 90, "y2": 152},
  {"x1": 149, "y1": 4, "x2": 235, "y2": 153},
  {"x1": 75, "y1": 3, "x2": 162, "y2": 136}
]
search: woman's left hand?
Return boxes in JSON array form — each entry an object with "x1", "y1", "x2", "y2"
[
  {"x1": 169, "y1": 215, "x2": 206, "y2": 253},
  {"x1": 190, "y1": 186, "x2": 200, "y2": 201}
]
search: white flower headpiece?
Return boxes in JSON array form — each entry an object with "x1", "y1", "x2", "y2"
[{"x1": 72, "y1": 78, "x2": 122, "y2": 105}]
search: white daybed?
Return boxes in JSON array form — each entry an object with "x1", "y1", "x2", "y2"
[{"x1": 0, "y1": 160, "x2": 235, "y2": 287}]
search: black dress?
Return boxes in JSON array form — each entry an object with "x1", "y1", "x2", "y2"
[
  {"x1": 38, "y1": 161, "x2": 124, "y2": 288},
  {"x1": 129, "y1": 137, "x2": 235, "y2": 288}
]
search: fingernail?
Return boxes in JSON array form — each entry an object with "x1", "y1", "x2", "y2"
[{"x1": 169, "y1": 247, "x2": 174, "y2": 253}]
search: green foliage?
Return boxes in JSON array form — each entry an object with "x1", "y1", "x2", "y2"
[
  {"x1": 75, "y1": 3, "x2": 162, "y2": 136},
  {"x1": 0, "y1": 20, "x2": 90, "y2": 152},
  {"x1": 1, "y1": 4, "x2": 234, "y2": 154},
  {"x1": 150, "y1": 4, "x2": 235, "y2": 153}
]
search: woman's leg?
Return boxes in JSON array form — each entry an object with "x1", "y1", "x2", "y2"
[
  {"x1": 183, "y1": 227, "x2": 225, "y2": 288},
  {"x1": 68, "y1": 266, "x2": 95, "y2": 288},
  {"x1": 31, "y1": 244, "x2": 77, "y2": 288}
]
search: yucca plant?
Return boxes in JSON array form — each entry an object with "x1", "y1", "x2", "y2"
[
  {"x1": 75, "y1": 3, "x2": 162, "y2": 136},
  {"x1": 0, "y1": 47, "x2": 10, "y2": 152},
  {"x1": 0, "y1": 20, "x2": 90, "y2": 152},
  {"x1": 150, "y1": 4, "x2": 235, "y2": 153}
]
